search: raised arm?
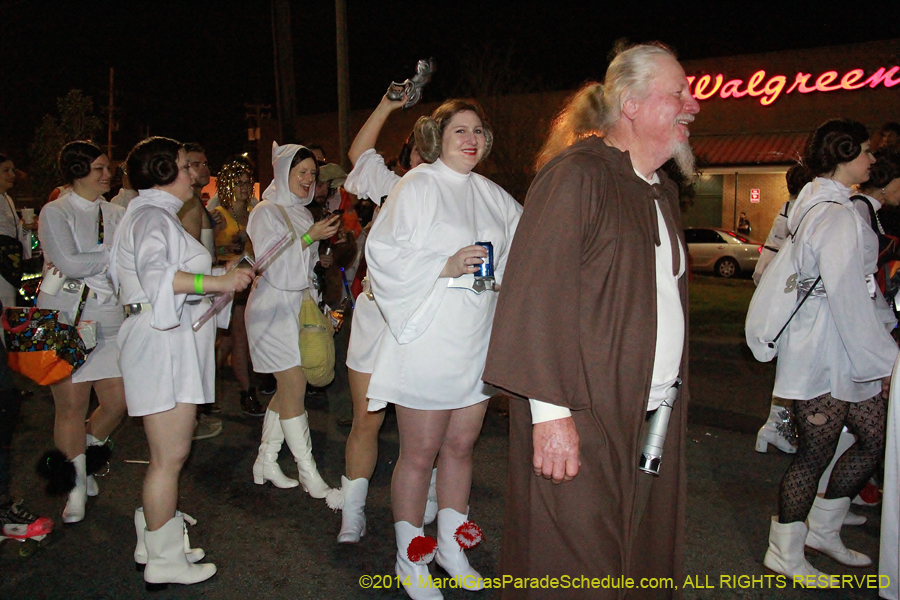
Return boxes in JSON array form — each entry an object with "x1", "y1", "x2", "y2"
[{"x1": 348, "y1": 93, "x2": 407, "y2": 166}]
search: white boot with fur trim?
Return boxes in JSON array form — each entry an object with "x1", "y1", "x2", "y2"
[
  {"x1": 395, "y1": 520, "x2": 442, "y2": 600},
  {"x1": 434, "y1": 507, "x2": 484, "y2": 591}
]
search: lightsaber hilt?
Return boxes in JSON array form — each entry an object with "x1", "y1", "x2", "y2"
[{"x1": 638, "y1": 378, "x2": 681, "y2": 476}]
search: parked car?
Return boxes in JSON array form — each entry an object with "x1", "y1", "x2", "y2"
[{"x1": 684, "y1": 228, "x2": 761, "y2": 278}]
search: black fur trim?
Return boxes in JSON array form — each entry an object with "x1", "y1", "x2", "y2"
[
  {"x1": 36, "y1": 449, "x2": 76, "y2": 495},
  {"x1": 85, "y1": 442, "x2": 112, "y2": 475}
]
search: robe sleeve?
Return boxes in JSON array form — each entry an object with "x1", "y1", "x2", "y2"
[
  {"x1": 38, "y1": 203, "x2": 109, "y2": 279},
  {"x1": 366, "y1": 175, "x2": 450, "y2": 344},
  {"x1": 343, "y1": 149, "x2": 400, "y2": 206},
  {"x1": 484, "y1": 156, "x2": 598, "y2": 410},
  {"x1": 811, "y1": 206, "x2": 897, "y2": 382},
  {"x1": 131, "y1": 212, "x2": 187, "y2": 331}
]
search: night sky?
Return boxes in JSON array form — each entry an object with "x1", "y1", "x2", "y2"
[{"x1": 2, "y1": 0, "x2": 899, "y2": 169}]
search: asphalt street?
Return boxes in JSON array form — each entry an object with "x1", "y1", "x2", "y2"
[{"x1": 0, "y1": 337, "x2": 889, "y2": 600}]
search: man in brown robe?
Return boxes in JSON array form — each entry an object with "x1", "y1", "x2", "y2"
[{"x1": 483, "y1": 43, "x2": 700, "y2": 599}]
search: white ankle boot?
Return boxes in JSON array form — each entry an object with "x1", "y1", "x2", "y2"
[
  {"x1": 85, "y1": 434, "x2": 103, "y2": 497},
  {"x1": 423, "y1": 468, "x2": 438, "y2": 525},
  {"x1": 253, "y1": 410, "x2": 299, "y2": 489},
  {"x1": 134, "y1": 508, "x2": 205, "y2": 569},
  {"x1": 281, "y1": 413, "x2": 332, "y2": 499},
  {"x1": 806, "y1": 496, "x2": 872, "y2": 567},
  {"x1": 62, "y1": 454, "x2": 87, "y2": 524},
  {"x1": 435, "y1": 507, "x2": 484, "y2": 591},
  {"x1": 143, "y1": 514, "x2": 216, "y2": 591},
  {"x1": 337, "y1": 476, "x2": 368, "y2": 543},
  {"x1": 756, "y1": 405, "x2": 797, "y2": 453},
  {"x1": 395, "y1": 521, "x2": 442, "y2": 600},
  {"x1": 763, "y1": 517, "x2": 832, "y2": 587}
]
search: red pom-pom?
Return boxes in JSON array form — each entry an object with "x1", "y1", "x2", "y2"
[
  {"x1": 454, "y1": 521, "x2": 483, "y2": 550},
  {"x1": 407, "y1": 535, "x2": 437, "y2": 565}
]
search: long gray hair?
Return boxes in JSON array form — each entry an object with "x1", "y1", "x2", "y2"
[{"x1": 534, "y1": 42, "x2": 677, "y2": 171}]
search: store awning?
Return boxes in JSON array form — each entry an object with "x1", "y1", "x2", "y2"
[{"x1": 690, "y1": 132, "x2": 810, "y2": 167}]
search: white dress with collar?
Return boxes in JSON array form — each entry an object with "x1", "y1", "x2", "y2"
[{"x1": 37, "y1": 191, "x2": 125, "y2": 382}]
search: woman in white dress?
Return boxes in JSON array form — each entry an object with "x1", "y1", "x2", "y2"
[
  {"x1": 336, "y1": 91, "x2": 433, "y2": 544},
  {"x1": 37, "y1": 141, "x2": 126, "y2": 524},
  {"x1": 762, "y1": 119, "x2": 899, "y2": 584},
  {"x1": 246, "y1": 143, "x2": 340, "y2": 500},
  {"x1": 113, "y1": 137, "x2": 252, "y2": 589},
  {"x1": 366, "y1": 99, "x2": 522, "y2": 598}
]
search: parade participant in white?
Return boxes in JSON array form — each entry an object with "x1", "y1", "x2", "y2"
[
  {"x1": 366, "y1": 100, "x2": 521, "y2": 599},
  {"x1": 335, "y1": 91, "x2": 435, "y2": 544},
  {"x1": 0, "y1": 155, "x2": 33, "y2": 309},
  {"x1": 113, "y1": 137, "x2": 252, "y2": 590},
  {"x1": 881, "y1": 351, "x2": 900, "y2": 600},
  {"x1": 246, "y1": 142, "x2": 340, "y2": 499},
  {"x1": 37, "y1": 141, "x2": 126, "y2": 524},
  {"x1": 763, "y1": 120, "x2": 898, "y2": 584}
]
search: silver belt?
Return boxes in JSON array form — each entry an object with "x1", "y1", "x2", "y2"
[
  {"x1": 797, "y1": 278, "x2": 826, "y2": 297},
  {"x1": 124, "y1": 303, "x2": 152, "y2": 316}
]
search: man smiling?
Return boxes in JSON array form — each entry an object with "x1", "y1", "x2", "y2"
[{"x1": 485, "y1": 42, "x2": 699, "y2": 599}]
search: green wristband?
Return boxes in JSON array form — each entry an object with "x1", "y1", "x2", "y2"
[
  {"x1": 302, "y1": 233, "x2": 313, "y2": 246},
  {"x1": 194, "y1": 273, "x2": 204, "y2": 294}
]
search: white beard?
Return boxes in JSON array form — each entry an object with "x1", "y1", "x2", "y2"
[{"x1": 671, "y1": 141, "x2": 696, "y2": 178}]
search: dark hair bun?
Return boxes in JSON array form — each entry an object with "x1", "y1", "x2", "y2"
[
  {"x1": 804, "y1": 119, "x2": 869, "y2": 176},
  {"x1": 59, "y1": 141, "x2": 103, "y2": 184},
  {"x1": 126, "y1": 137, "x2": 182, "y2": 190}
]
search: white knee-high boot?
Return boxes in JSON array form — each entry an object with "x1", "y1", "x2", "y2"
[
  {"x1": 143, "y1": 514, "x2": 216, "y2": 590},
  {"x1": 280, "y1": 413, "x2": 332, "y2": 499},
  {"x1": 337, "y1": 476, "x2": 368, "y2": 543},
  {"x1": 434, "y1": 507, "x2": 484, "y2": 591},
  {"x1": 395, "y1": 520, "x2": 442, "y2": 600},
  {"x1": 805, "y1": 496, "x2": 872, "y2": 567},
  {"x1": 763, "y1": 517, "x2": 833, "y2": 587},
  {"x1": 253, "y1": 410, "x2": 299, "y2": 488},
  {"x1": 133, "y1": 508, "x2": 205, "y2": 569},
  {"x1": 62, "y1": 454, "x2": 87, "y2": 524}
]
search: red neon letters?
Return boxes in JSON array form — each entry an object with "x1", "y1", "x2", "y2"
[{"x1": 686, "y1": 66, "x2": 900, "y2": 105}]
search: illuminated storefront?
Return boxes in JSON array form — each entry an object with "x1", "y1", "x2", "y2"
[{"x1": 681, "y1": 38, "x2": 900, "y2": 239}]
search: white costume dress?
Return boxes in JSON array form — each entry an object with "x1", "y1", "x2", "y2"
[
  {"x1": 774, "y1": 178, "x2": 898, "y2": 402},
  {"x1": 0, "y1": 192, "x2": 32, "y2": 308},
  {"x1": 111, "y1": 189, "x2": 215, "y2": 417},
  {"x1": 365, "y1": 158, "x2": 522, "y2": 410},
  {"x1": 246, "y1": 143, "x2": 320, "y2": 374},
  {"x1": 342, "y1": 149, "x2": 401, "y2": 373},
  {"x1": 37, "y1": 191, "x2": 124, "y2": 382}
]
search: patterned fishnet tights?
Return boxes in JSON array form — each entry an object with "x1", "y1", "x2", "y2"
[{"x1": 777, "y1": 393, "x2": 887, "y2": 524}]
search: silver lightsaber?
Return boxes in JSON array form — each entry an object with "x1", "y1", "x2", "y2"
[{"x1": 639, "y1": 378, "x2": 681, "y2": 476}]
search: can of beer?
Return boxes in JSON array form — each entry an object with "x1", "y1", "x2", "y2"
[{"x1": 475, "y1": 241, "x2": 494, "y2": 279}]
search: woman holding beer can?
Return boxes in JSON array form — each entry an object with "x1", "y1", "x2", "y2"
[{"x1": 365, "y1": 99, "x2": 521, "y2": 598}]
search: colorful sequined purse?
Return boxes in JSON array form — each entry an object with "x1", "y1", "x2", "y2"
[{"x1": 2, "y1": 288, "x2": 92, "y2": 386}]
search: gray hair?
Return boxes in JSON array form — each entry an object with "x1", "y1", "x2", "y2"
[{"x1": 535, "y1": 42, "x2": 677, "y2": 171}]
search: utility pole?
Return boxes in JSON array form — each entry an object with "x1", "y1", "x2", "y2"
[
  {"x1": 272, "y1": 0, "x2": 297, "y2": 142},
  {"x1": 335, "y1": 0, "x2": 350, "y2": 171},
  {"x1": 107, "y1": 67, "x2": 115, "y2": 160}
]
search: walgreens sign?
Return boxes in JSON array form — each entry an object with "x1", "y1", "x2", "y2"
[{"x1": 687, "y1": 66, "x2": 900, "y2": 106}]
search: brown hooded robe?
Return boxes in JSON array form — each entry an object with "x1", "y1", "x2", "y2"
[{"x1": 483, "y1": 136, "x2": 689, "y2": 599}]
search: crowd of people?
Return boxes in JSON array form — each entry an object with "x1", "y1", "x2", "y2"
[{"x1": 0, "y1": 40, "x2": 897, "y2": 600}]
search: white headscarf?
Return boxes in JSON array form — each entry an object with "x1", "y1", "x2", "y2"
[{"x1": 261, "y1": 142, "x2": 317, "y2": 207}]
